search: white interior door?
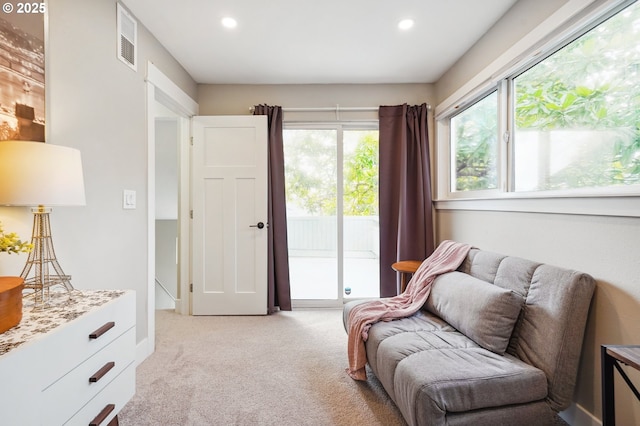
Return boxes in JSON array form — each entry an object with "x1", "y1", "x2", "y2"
[{"x1": 192, "y1": 115, "x2": 268, "y2": 315}]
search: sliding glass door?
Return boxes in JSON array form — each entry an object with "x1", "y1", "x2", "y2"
[{"x1": 283, "y1": 125, "x2": 379, "y2": 306}]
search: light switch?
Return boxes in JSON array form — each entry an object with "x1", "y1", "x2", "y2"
[{"x1": 123, "y1": 189, "x2": 136, "y2": 209}]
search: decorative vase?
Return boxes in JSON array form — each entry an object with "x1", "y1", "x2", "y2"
[{"x1": 0, "y1": 276, "x2": 24, "y2": 333}]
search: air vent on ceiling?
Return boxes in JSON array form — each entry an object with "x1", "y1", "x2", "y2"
[{"x1": 117, "y1": 3, "x2": 137, "y2": 71}]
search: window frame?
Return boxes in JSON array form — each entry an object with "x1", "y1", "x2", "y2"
[
  {"x1": 283, "y1": 121, "x2": 381, "y2": 308},
  {"x1": 445, "y1": 82, "x2": 510, "y2": 198},
  {"x1": 435, "y1": 0, "x2": 640, "y2": 218}
]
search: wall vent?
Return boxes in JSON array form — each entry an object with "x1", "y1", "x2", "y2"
[{"x1": 117, "y1": 3, "x2": 137, "y2": 71}]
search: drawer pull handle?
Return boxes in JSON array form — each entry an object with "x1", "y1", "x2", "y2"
[
  {"x1": 89, "y1": 403, "x2": 115, "y2": 426},
  {"x1": 90, "y1": 322, "x2": 115, "y2": 339},
  {"x1": 89, "y1": 361, "x2": 115, "y2": 383}
]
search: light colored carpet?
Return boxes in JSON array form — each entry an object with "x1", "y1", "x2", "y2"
[
  {"x1": 119, "y1": 309, "x2": 570, "y2": 426},
  {"x1": 119, "y1": 309, "x2": 405, "y2": 426}
]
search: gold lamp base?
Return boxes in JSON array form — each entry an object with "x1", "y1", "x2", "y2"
[{"x1": 21, "y1": 206, "x2": 76, "y2": 310}]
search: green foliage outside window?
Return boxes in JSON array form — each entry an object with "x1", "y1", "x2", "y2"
[
  {"x1": 452, "y1": 92, "x2": 498, "y2": 191},
  {"x1": 284, "y1": 130, "x2": 378, "y2": 216},
  {"x1": 454, "y1": 1, "x2": 640, "y2": 191},
  {"x1": 343, "y1": 133, "x2": 378, "y2": 216},
  {"x1": 284, "y1": 130, "x2": 337, "y2": 216}
]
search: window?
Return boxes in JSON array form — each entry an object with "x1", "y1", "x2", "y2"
[
  {"x1": 283, "y1": 126, "x2": 380, "y2": 304},
  {"x1": 513, "y1": 2, "x2": 640, "y2": 191},
  {"x1": 444, "y1": 0, "x2": 640, "y2": 198},
  {"x1": 451, "y1": 91, "x2": 499, "y2": 192}
]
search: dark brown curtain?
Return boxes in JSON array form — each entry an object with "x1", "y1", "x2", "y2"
[
  {"x1": 253, "y1": 104, "x2": 292, "y2": 312},
  {"x1": 378, "y1": 103, "x2": 434, "y2": 297}
]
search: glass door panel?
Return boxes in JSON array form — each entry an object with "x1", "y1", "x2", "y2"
[
  {"x1": 284, "y1": 127, "x2": 380, "y2": 302},
  {"x1": 284, "y1": 129, "x2": 338, "y2": 300},
  {"x1": 343, "y1": 130, "x2": 379, "y2": 299}
]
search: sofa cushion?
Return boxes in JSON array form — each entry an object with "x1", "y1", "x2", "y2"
[
  {"x1": 458, "y1": 249, "x2": 506, "y2": 283},
  {"x1": 344, "y1": 300, "x2": 458, "y2": 384},
  {"x1": 370, "y1": 319, "x2": 479, "y2": 402},
  {"x1": 365, "y1": 310, "x2": 459, "y2": 392},
  {"x1": 389, "y1": 344, "x2": 548, "y2": 426},
  {"x1": 368, "y1": 313, "x2": 548, "y2": 425},
  {"x1": 424, "y1": 271, "x2": 524, "y2": 354}
]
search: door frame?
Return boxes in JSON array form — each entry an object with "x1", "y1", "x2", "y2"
[
  {"x1": 144, "y1": 62, "x2": 198, "y2": 360},
  {"x1": 284, "y1": 122, "x2": 380, "y2": 309}
]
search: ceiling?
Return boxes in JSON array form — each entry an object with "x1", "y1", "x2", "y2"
[{"x1": 122, "y1": 0, "x2": 519, "y2": 85}]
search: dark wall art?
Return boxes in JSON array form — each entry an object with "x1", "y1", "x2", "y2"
[{"x1": 0, "y1": 5, "x2": 45, "y2": 142}]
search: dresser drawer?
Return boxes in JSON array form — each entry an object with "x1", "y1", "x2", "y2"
[
  {"x1": 63, "y1": 362, "x2": 136, "y2": 426},
  {"x1": 41, "y1": 291, "x2": 135, "y2": 388},
  {"x1": 42, "y1": 327, "x2": 135, "y2": 426},
  {"x1": 0, "y1": 290, "x2": 136, "y2": 426}
]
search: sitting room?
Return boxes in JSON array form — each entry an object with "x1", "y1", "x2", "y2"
[{"x1": 0, "y1": 0, "x2": 638, "y2": 425}]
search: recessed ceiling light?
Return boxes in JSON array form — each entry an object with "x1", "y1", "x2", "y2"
[
  {"x1": 221, "y1": 17, "x2": 237, "y2": 29},
  {"x1": 398, "y1": 19, "x2": 414, "y2": 30}
]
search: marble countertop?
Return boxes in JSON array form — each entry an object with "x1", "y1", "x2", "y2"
[{"x1": 0, "y1": 290, "x2": 126, "y2": 356}]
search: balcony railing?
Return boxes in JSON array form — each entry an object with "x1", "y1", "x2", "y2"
[
  {"x1": 287, "y1": 216, "x2": 380, "y2": 300},
  {"x1": 287, "y1": 216, "x2": 379, "y2": 258}
]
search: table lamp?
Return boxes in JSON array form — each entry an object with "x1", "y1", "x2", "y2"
[{"x1": 0, "y1": 141, "x2": 86, "y2": 308}]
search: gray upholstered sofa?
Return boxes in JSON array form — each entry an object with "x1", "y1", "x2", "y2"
[{"x1": 343, "y1": 248, "x2": 596, "y2": 426}]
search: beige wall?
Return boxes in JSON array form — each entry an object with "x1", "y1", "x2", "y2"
[
  {"x1": 435, "y1": 0, "x2": 568, "y2": 103},
  {"x1": 0, "y1": 0, "x2": 197, "y2": 349},
  {"x1": 198, "y1": 83, "x2": 434, "y2": 117},
  {"x1": 434, "y1": 0, "x2": 640, "y2": 424}
]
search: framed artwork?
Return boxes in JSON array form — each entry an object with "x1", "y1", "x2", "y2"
[{"x1": 0, "y1": 4, "x2": 45, "y2": 142}]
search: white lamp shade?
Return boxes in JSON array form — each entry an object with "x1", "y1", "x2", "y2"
[{"x1": 0, "y1": 141, "x2": 86, "y2": 206}]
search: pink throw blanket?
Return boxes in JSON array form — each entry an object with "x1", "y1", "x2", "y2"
[{"x1": 346, "y1": 240, "x2": 472, "y2": 380}]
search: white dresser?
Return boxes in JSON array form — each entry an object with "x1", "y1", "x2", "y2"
[{"x1": 0, "y1": 290, "x2": 136, "y2": 426}]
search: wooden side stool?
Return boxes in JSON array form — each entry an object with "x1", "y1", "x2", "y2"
[{"x1": 391, "y1": 260, "x2": 422, "y2": 294}]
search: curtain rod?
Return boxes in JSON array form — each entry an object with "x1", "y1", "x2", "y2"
[{"x1": 248, "y1": 104, "x2": 431, "y2": 113}]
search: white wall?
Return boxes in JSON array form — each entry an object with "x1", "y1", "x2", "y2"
[
  {"x1": 155, "y1": 118, "x2": 179, "y2": 220},
  {"x1": 0, "y1": 0, "x2": 197, "y2": 352},
  {"x1": 434, "y1": 0, "x2": 640, "y2": 424},
  {"x1": 155, "y1": 219, "x2": 177, "y2": 309},
  {"x1": 155, "y1": 117, "x2": 179, "y2": 310}
]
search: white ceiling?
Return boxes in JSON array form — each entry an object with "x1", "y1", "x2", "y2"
[{"x1": 122, "y1": 0, "x2": 518, "y2": 85}]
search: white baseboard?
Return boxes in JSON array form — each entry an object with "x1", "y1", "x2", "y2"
[
  {"x1": 560, "y1": 403, "x2": 601, "y2": 426},
  {"x1": 135, "y1": 337, "x2": 152, "y2": 366}
]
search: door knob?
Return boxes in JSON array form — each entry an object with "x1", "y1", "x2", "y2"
[{"x1": 250, "y1": 222, "x2": 265, "y2": 229}]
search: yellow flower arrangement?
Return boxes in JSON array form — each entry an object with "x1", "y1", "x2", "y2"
[{"x1": 0, "y1": 221, "x2": 33, "y2": 254}]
